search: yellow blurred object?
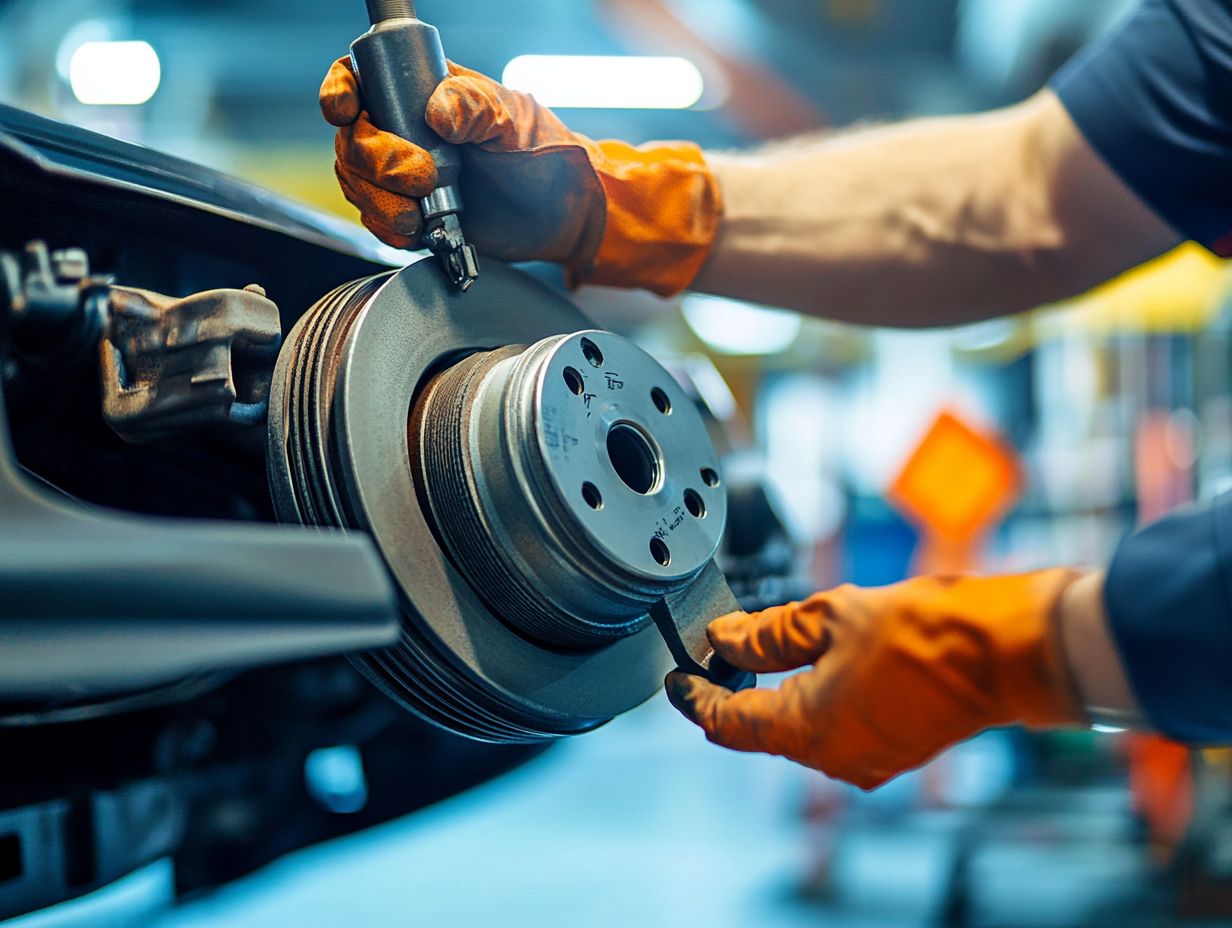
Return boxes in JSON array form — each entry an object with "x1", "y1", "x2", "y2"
[
  {"x1": 1041, "y1": 243, "x2": 1232, "y2": 335},
  {"x1": 230, "y1": 146, "x2": 357, "y2": 220},
  {"x1": 824, "y1": 0, "x2": 880, "y2": 26}
]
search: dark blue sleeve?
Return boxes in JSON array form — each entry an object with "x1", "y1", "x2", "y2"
[
  {"x1": 1104, "y1": 493, "x2": 1232, "y2": 742},
  {"x1": 1051, "y1": 0, "x2": 1232, "y2": 256}
]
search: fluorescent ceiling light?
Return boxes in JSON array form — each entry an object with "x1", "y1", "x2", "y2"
[
  {"x1": 683, "y1": 295, "x2": 802, "y2": 356},
  {"x1": 69, "y1": 40, "x2": 161, "y2": 106},
  {"x1": 502, "y1": 55, "x2": 704, "y2": 110}
]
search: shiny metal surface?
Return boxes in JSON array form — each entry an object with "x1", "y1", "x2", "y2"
[
  {"x1": 269, "y1": 259, "x2": 675, "y2": 742},
  {"x1": 419, "y1": 186, "x2": 462, "y2": 220},
  {"x1": 412, "y1": 330, "x2": 726, "y2": 648},
  {"x1": 268, "y1": 258, "x2": 749, "y2": 743}
]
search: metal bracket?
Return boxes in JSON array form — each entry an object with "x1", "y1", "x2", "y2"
[
  {"x1": 0, "y1": 241, "x2": 111, "y2": 366},
  {"x1": 650, "y1": 560, "x2": 756, "y2": 691},
  {"x1": 1, "y1": 242, "x2": 283, "y2": 443},
  {"x1": 101, "y1": 284, "x2": 282, "y2": 442}
]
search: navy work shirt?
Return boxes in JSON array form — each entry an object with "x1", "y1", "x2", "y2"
[{"x1": 1051, "y1": 0, "x2": 1232, "y2": 741}]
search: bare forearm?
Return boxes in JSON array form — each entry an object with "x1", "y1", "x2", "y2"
[
  {"x1": 1057, "y1": 571, "x2": 1145, "y2": 728},
  {"x1": 694, "y1": 91, "x2": 1178, "y2": 326}
]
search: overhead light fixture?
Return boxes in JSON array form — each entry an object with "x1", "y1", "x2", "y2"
[
  {"x1": 501, "y1": 55, "x2": 704, "y2": 110},
  {"x1": 68, "y1": 40, "x2": 161, "y2": 106},
  {"x1": 682, "y1": 295, "x2": 802, "y2": 356}
]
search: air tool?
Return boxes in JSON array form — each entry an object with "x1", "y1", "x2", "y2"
[{"x1": 350, "y1": 0, "x2": 480, "y2": 291}]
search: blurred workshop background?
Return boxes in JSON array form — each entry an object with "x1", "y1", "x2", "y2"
[{"x1": 4, "y1": 1, "x2": 1232, "y2": 926}]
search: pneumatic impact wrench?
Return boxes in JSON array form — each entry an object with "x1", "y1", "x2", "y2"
[{"x1": 351, "y1": 0, "x2": 480, "y2": 292}]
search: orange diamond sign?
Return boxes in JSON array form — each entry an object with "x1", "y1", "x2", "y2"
[{"x1": 887, "y1": 409, "x2": 1022, "y2": 543}]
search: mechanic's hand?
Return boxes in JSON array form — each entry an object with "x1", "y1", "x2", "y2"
[
  {"x1": 666, "y1": 570, "x2": 1087, "y2": 790},
  {"x1": 320, "y1": 58, "x2": 721, "y2": 296}
]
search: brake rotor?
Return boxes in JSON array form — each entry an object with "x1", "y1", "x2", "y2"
[{"x1": 268, "y1": 257, "x2": 743, "y2": 743}]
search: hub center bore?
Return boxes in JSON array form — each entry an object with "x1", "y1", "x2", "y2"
[
  {"x1": 409, "y1": 330, "x2": 727, "y2": 650},
  {"x1": 606, "y1": 422, "x2": 662, "y2": 495}
]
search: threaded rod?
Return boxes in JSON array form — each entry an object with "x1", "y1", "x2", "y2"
[{"x1": 365, "y1": 0, "x2": 416, "y2": 24}]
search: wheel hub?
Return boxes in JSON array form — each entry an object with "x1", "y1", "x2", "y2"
[{"x1": 411, "y1": 331, "x2": 726, "y2": 649}]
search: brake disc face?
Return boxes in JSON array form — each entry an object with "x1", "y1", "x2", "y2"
[{"x1": 268, "y1": 258, "x2": 733, "y2": 742}]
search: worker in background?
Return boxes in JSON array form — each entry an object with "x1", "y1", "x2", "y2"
[{"x1": 321, "y1": 0, "x2": 1231, "y2": 789}]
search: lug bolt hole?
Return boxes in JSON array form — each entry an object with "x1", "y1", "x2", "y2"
[
  {"x1": 563, "y1": 366, "x2": 585, "y2": 396},
  {"x1": 582, "y1": 482, "x2": 604, "y2": 510},
  {"x1": 684, "y1": 488, "x2": 706, "y2": 518},
  {"x1": 651, "y1": 387, "x2": 672, "y2": 415},
  {"x1": 650, "y1": 538, "x2": 671, "y2": 567},
  {"x1": 581, "y1": 337, "x2": 604, "y2": 368},
  {"x1": 701, "y1": 467, "x2": 721, "y2": 488}
]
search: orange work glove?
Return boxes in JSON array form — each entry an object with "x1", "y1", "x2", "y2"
[
  {"x1": 319, "y1": 58, "x2": 722, "y2": 297},
  {"x1": 666, "y1": 570, "x2": 1087, "y2": 790}
]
